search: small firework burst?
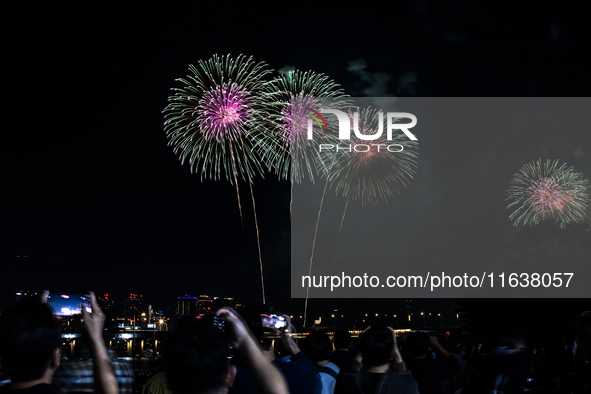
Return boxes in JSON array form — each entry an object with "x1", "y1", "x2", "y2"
[
  {"x1": 507, "y1": 159, "x2": 590, "y2": 227},
  {"x1": 324, "y1": 108, "x2": 419, "y2": 205},
  {"x1": 259, "y1": 70, "x2": 349, "y2": 184},
  {"x1": 163, "y1": 54, "x2": 271, "y2": 184}
]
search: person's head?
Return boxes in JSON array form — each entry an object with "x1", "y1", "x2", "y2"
[
  {"x1": 405, "y1": 332, "x2": 431, "y2": 358},
  {"x1": 163, "y1": 317, "x2": 235, "y2": 394},
  {"x1": 240, "y1": 304, "x2": 277, "y2": 353},
  {"x1": 333, "y1": 329, "x2": 351, "y2": 350},
  {"x1": 0, "y1": 298, "x2": 61, "y2": 383},
  {"x1": 511, "y1": 330, "x2": 527, "y2": 349},
  {"x1": 359, "y1": 326, "x2": 394, "y2": 367},
  {"x1": 240, "y1": 305, "x2": 267, "y2": 344},
  {"x1": 305, "y1": 331, "x2": 333, "y2": 362}
]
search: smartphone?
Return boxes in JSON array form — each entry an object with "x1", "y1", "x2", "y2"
[
  {"x1": 261, "y1": 314, "x2": 286, "y2": 329},
  {"x1": 47, "y1": 294, "x2": 91, "y2": 316}
]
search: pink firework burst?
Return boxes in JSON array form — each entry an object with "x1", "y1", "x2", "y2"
[
  {"x1": 163, "y1": 54, "x2": 271, "y2": 184},
  {"x1": 198, "y1": 83, "x2": 253, "y2": 141},
  {"x1": 529, "y1": 178, "x2": 564, "y2": 213},
  {"x1": 259, "y1": 70, "x2": 348, "y2": 184},
  {"x1": 279, "y1": 94, "x2": 320, "y2": 145}
]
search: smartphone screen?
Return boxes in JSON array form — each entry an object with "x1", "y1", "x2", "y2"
[
  {"x1": 47, "y1": 294, "x2": 91, "y2": 316},
  {"x1": 261, "y1": 314, "x2": 286, "y2": 329}
]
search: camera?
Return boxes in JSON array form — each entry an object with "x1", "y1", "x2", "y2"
[{"x1": 193, "y1": 313, "x2": 228, "y2": 334}]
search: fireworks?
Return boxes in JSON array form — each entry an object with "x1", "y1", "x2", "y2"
[
  {"x1": 163, "y1": 54, "x2": 273, "y2": 304},
  {"x1": 163, "y1": 54, "x2": 272, "y2": 184},
  {"x1": 507, "y1": 159, "x2": 590, "y2": 227},
  {"x1": 325, "y1": 108, "x2": 419, "y2": 205},
  {"x1": 259, "y1": 70, "x2": 349, "y2": 184},
  {"x1": 162, "y1": 55, "x2": 425, "y2": 308}
]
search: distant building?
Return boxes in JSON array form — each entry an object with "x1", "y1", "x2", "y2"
[
  {"x1": 13, "y1": 290, "x2": 38, "y2": 303},
  {"x1": 98, "y1": 294, "x2": 116, "y2": 314},
  {"x1": 176, "y1": 295, "x2": 238, "y2": 316},
  {"x1": 124, "y1": 293, "x2": 142, "y2": 318},
  {"x1": 403, "y1": 299, "x2": 415, "y2": 325},
  {"x1": 98, "y1": 293, "x2": 118, "y2": 327},
  {"x1": 177, "y1": 295, "x2": 213, "y2": 315},
  {"x1": 177, "y1": 295, "x2": 197, "y2": 315}
]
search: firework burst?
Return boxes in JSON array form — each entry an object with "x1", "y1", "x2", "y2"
[
  {"x1": 324, "y1": 108, "x2": 419, "y2": 206},
  {"x1": 507, "y1": 159, "x2": 590, "y2": 227},
  {"x1": 259, "y1": 70, "x2": 349, "y2": 184},
  {"x1": 163, "y1": 54, "x2": 271, "y2": 184}
]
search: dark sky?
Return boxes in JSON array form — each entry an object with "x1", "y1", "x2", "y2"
[{"x1": 3, "y1": 3, "x2": 590, "y2": 318}]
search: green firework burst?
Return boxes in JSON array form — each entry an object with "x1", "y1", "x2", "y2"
[
  {"x1": 507, "y1": 158, "x2": 590, "y2": 227},
  {"x1": 163, "y1": 54, "x2": 272, "y2": 184},
  {"x1": 258, "y1": 70, "x2": 350, "y2": 184}
]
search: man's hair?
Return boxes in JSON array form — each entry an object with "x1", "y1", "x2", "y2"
[
  {"x1": 0, "y1": 298, "x2": 61, "y2": 382},
  {"x1": 405, "y1": 332, "x2": 431, "y2": 358},
  {"x1": 163, "y1": 317, "x2": 231, "y2": 394},
  {"x1": 360, "y1": 326, "x2": 394, "y2": 367},
  {"x1": 333, "y1": 329, "x2": 351, "y2": 350},
  {"x1": 305, "y1": 331, "x2": 333, "y2": 362}
]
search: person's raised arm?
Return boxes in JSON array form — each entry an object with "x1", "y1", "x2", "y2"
[
  {"x1": 217, "y1": 307, "x2": 288, "y2": 394},
  {"x1": 81, "y1": 292, "x2": 119, "y2": 394},
  {"x1": 430, "y1": 335, "x2": 460, "y2": 377},
  {"x1": 345, "y1": 325, "x2": 372, "y2": 373},
  {"x1": 277, "y1": 315, "x2": 301, "y2": 356},
  {"x1": 387, "y1": 326, "x2": 407, "y2": 373},
  {"x1": 430, "y1": 335, "x2": 451, "y2": 358}
]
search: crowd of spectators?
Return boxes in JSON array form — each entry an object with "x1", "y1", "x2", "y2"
[{"x1": 0, "y1": 295, "x2": 589, "y2": 393}]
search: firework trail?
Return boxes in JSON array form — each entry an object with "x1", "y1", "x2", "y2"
[
  {"x1": 339, "y1": 200, "x2": 349, "y2": 235},
  {"x1": 259, "y1": 70, "x2": 349, "y2": 325},
  {"x1": 302, "y1": 108, "x2": 419, "y2": 326},
  {"x1": 163, "y1": 54, "x2": 272, "y2": 303},
  {"x1": 507, "y1": 158, "x2": 590, "y2": 227},
  {"x1": 303, "y1": 166, "x2": 334, "y2": 328}
]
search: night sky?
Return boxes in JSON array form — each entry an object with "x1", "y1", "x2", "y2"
[{"x1": 3, "y1": 3, "x2": 590, "y2": 320}]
